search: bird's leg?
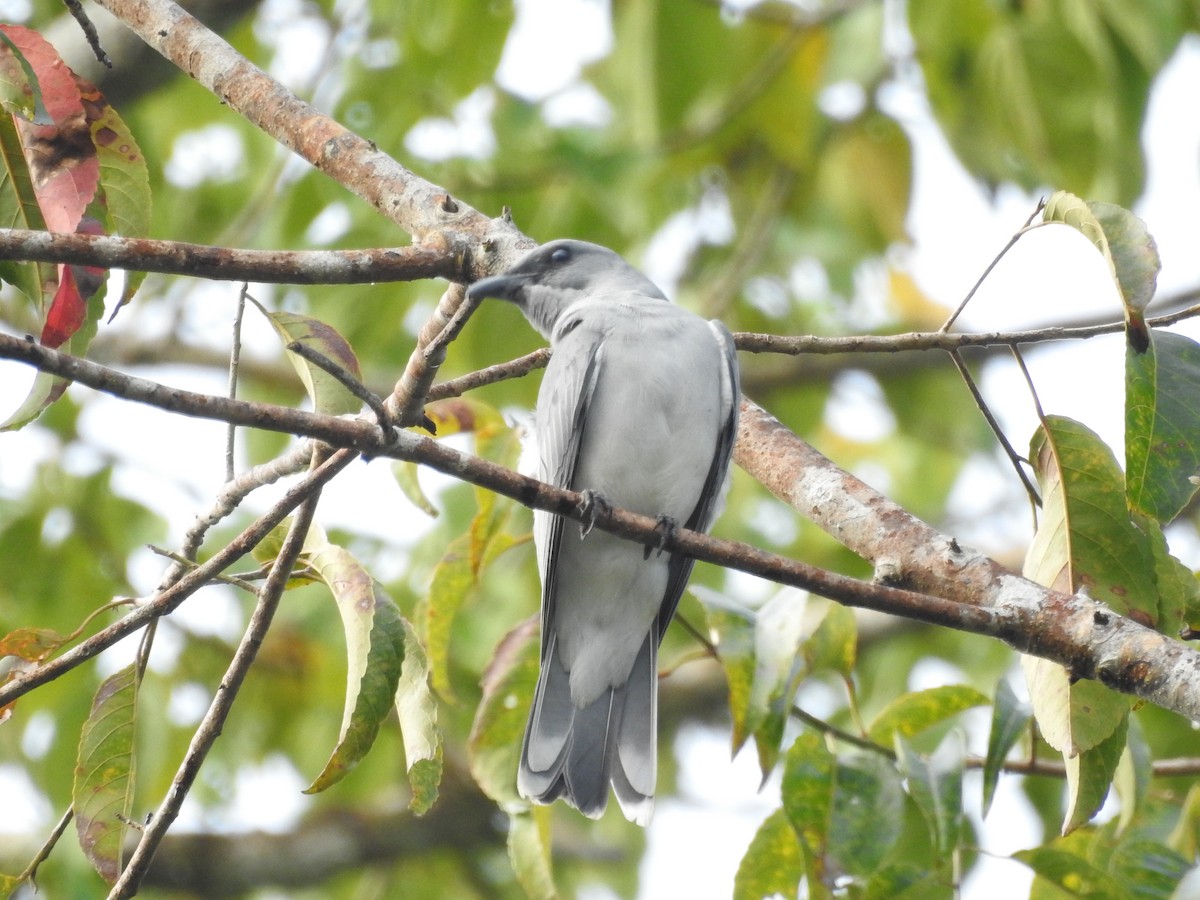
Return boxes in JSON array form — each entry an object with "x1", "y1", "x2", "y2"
[
  {"x1": 577, "y1": 489, "x2": 613, "y2": 539},
  {"x1": 644, "y1": 514, "x2": 677, "y2": 560}
]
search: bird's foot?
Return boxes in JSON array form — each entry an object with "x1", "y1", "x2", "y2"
[
  {"x1": 577, "y1": 489, "x2": 612, "y2": 539},
  {"x1": 644, "y1": 514, "x2": 678, "y2": 560}
]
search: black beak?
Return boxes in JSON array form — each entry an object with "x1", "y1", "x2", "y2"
[{"x1": 467, "y1": 272, "x2": 529, "y2": 302}]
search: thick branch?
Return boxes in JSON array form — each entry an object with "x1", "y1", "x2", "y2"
[
  {"x1": 92, "y1": 0, "x2": 534, "y2": 272},
  {"x1": 733, "y1": 399, "x2": 1200, "y2": 713},
  {"x1": 4, "y1": 335, "x2": 1200, "y2": 723},
  {"x1": 0, "y1": 229, "x2": 460, "y2": 284}
]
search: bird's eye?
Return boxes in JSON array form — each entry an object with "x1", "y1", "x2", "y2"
[{"x1": 550, "y1": 246, "x2": 571, "y2": 264}]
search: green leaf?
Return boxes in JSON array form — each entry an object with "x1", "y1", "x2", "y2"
[
  {"x1": 421, "y1": 461, "x2": 523, "y2": 703},
  {"x1": 1062, "y1": 715, "x2": 1127, "y2": 835},
  {"x1": 982, "y1": 679, "x2": 1032, "y2": 817},
  {"x1": 804, "y1": 601, "x2": 857, "y2": 679},
  {"x1": 0, "y1": 107, "x2": 50, "y2": 309},
  {"x1": 420, "y1": 531, "x2": 475, "y2": 704},
  {"x1": 733, "y1": 808, "x2": 804, "y2": 900},
  {"x1": 507, "y1": 807, "x2": 558, "y2": 900},
  {"x1": 1023, "y1": 416, "x2": 1146, "y2": 756},
  {"x1": 1021, "y1": 657, "x2": 1130, "y2": 759},
  {"x1": 253, "y1": 302, "x2": 364, "y2": 417},
  {"x1": 249, "y1": 518, "x2": 322, "y2": 588},
  {"x1": 395, "y1": 619, "x2": 442, "y2": 814},
  {"x1": 1042, "y1": 191, "x2": 1160, "y2": 316},
  {"x1": 866, "y1": 684, "x2": 988, "y2": 748},
  {"x1": 0, "y1": 366, "x2": 63, "y2": 432},
  {"x1": 304, "y1": 544, "x2": 407, "y2": 793},
  {"x1": 781, "y1": 732, "x2": 835, "y2": 859},
  {"x1": 0, "y1": 28, "x2": 50, "y2": 123},
  {"x1": 863, "y1": 864, "x2": 944, "y2": 900},
  {"x1": 81, "y1": 76, "x2": 150, "y2": 311},
  {"x1": 1113, "y1": 716, "x2": 1150, "y2": 834},
  {"x1": 748, "y1": 590, "x2": 807, "y2": 776},
  {"x1": 468, "y1": 616, "x2": 539, "y2": 807},
  {"x1": 392, "y1": 460, "x2": 440, "y2": 517},
  {"x1": 814, "y1": 112, "x2": 912, "y2": 251},
  {"x1": 1137, "y1": 511, "x2": 1199, "y2": 637},
  {"x1": 1016, "y1": 844, "x2": 1125, "y2": 899},
  {"x1": 895, "y1": 731, "x2": 965, "y2": 857},
  {"x1": 1167, "y1": 785, "x2": 1200, "y2": 860},
  {"x1": 703, "y1": 598, "x2": 757, "y2": 753},
  {"x1": 1126, "y1": 329, "x2": 1200, "y2": 523},
  {"x1": 73, "y1": 663, "x2": 138, "y2": 883},
  {"x1": 910, "y1": 3, "x2": 1169, "y2": 204},
  {"x1": 829, "y1": 753, "x2": 904, "y2": 877},
  {"x1": 1109, "y1": 840, "x2": 1191, "y2": 899}
]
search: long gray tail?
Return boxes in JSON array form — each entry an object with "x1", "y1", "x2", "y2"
[{"x1": 518, "y1": 630, "x2": 657, "y2": 825}]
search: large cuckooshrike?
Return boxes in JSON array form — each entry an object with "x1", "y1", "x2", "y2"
[{"x1": 468, "y1": 239, "x2": 739, "y2": 824}]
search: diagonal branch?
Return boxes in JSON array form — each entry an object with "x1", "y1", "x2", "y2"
[
  {"x1": 0, "y1": 433, "x2": 354, "y2": 708},
  {"x1": 91, "y1": 0, "x2": 534, "y2": 273},
  {"x1": 110, "y1": 464, "x2": 327, "y2": 898},
  {"x1": 3, "y1": 334, "x2": 1199, "y2": 724}
]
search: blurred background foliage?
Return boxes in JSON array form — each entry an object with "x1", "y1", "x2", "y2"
[{"x1": 3, "y1": 0, "x2": 1200, "y2": 897}]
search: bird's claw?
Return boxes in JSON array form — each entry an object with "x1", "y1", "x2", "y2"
[
  {"x1": 644, "y1": 514, "x2": 678, "y2": 560},
  {"x1": 577, "y1": 489, "x2": 612, "y2": 539}
]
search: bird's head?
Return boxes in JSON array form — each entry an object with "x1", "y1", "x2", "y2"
[{"x1": 467, "y1": 240, "x2": 666, "y2": 338}]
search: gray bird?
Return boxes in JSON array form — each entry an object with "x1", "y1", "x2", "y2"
[{"x1": 467, "y1": 239, "x2": 739, "y2": 824}]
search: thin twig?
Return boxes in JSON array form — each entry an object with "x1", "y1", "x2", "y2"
[
  {"x1": 172, "y1": 442, "x2": 316, "y2": 577},
  {"x1": 226, "y1": 284, "x2": 248, "y2": 482},
  {"x1": 110, "y1": 466, "x2": 324, "y2": 898},
  {"x1": 426, "y1": 348, "x2": 551, "y2": 401},
  {"x1": 384, "y1": 282, "x2": 472, "y2": 430},
  {"x1": 0, "y1": 449, "x2": 355, "y2": 709},
  {"x1": 62, "y1": 0, "x2": 112, "y2": 66},
  {"x1": 1011, "y1": 346, "x2": 1047, "y2": 423},
  {"x1": 939, "y1": 200, "x2": 1046, "y2": 333},
  {"x1": 16, "y1": 805, "x2": 74, "y2": 888},
  {"x1": 285, "y1": 340, "x2": 390, "y2": 427},
  {"x1": 735, "y1": 301, "x2": 1200, "y2": 356},
  {"x1": 148, "y1": 546, "x2": 262, "y2": 595},
  {"x1": 1010, "y1": 347, "x2": 1046, "y2": 530},
  {"x1": 946, "y1": 349, "x2": 1040, "y2": 509}
]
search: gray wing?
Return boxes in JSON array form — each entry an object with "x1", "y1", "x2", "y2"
[
  {"x1": 534, "y1": 319, "x2": 604, "y2": 655},
  {"x1": 655, "y1": 319, "x2": 740, "y2": 635}
]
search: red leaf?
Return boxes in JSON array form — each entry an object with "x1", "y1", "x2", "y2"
[
  {"x1": 0, "y1": 25, "x2": 98, "y2": 234},
  {"x1": 38, "y1": 218, "x2": 106, "y2": 347},
  {"x1": 40, "y1": 264, "x2": 83, "y2": 347}
]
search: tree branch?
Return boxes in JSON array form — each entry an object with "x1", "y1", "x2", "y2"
[
  {"x1": 0, "y1": 436, "x2": 355, "y2": 708},
  {"x1": 91, "y1": 0, "x2": 535, "y2": 272},
  {"x1": 735, "y1": 302, "x2": 1200, "y2": 356},
  {"x1": 0, "y1": 229, "x2": 461, "y2": 284},
  {"x1": 3, "y1": 334, "x2": 1200, "y2": 724},
  {"x1": 111, "y1": 469, "x2": 326, "y2": 898}
]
